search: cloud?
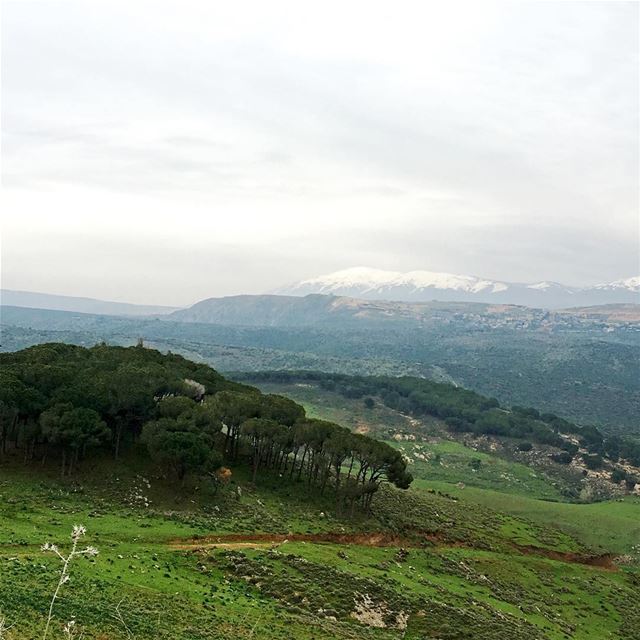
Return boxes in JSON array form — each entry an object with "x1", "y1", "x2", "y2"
[{"x1": 1, "y1": 0, "x2": 638, "y2": 303}]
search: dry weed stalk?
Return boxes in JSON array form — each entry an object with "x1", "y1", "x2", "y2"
[{"x1": 41, "y1": 525, "x2": 98, "y2": 640}]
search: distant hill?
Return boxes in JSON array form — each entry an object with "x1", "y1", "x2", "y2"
[
  {"x1": 0, "y1": 289, "x2": 178, "y2": 317},
  {"x1": 170, "y1": 293, "x2": 344, "y2": 326},
  {"x1": 556, "y1": 304, "x2": 640, "y2": 323},
  {"x1": 169, "y1": 293, "x2": 640, "y2": 329},
  {"x1": 2, "y1": 302, "x2": 639, "y2": 432},
  {"x1": 168, "y1": 293, "x2": 510, "y2": 327},
  {"x1": 276, "y1": 267, "x2": 640, "y2": 308}
]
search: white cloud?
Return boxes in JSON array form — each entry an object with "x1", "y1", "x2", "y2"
[{"x1": 1, "y1": 0, "x2": 638, "y2": 303}]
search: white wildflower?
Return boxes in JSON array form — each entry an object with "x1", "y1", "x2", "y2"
[{"x1": 71, "y1": 525, "x2": 86, "y2": 540}]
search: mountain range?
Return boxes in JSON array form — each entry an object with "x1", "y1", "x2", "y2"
[
  {"x1": 2, "y1": 267, "x2": 638, "y2": 322},
  {"x1": 0, "y1": 289, "x2": 177, "y2": 317},
  {"x1": 276, "y1": 267, "x2": 639, "y2": 308}
]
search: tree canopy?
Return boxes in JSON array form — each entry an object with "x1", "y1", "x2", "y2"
[{"x1": 0, "y1": 344, "x2": 412, "y2": 508}]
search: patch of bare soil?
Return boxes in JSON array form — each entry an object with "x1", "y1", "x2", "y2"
[
  {"x1": 169, "y1": 531, "x2": 619, "y2": 569},
  {"x1": 514, "y1": 544, "x2": 618, "y2": 570}
]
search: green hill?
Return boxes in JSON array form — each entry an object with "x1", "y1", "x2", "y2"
[
  {"x1": 233, "y1": 370, "x2": 640, "y2": 493},
  {"x1": 1, "y1": 345, "x2": 639, "y2": 639}
]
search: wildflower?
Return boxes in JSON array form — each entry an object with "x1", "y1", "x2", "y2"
[{"x1": 71, "y1": 525, "x2": 86, "y2": 540}]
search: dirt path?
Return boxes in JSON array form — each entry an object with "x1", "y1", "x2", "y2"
[
  {"x1": 170, "y1": 531, "x2": 407, "y2": 550},
  {"x1": 169, "y1": 531, "x2": 618, "y2": 570}
]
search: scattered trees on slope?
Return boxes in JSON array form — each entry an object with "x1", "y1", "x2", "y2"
[{"x1": 234, "y1": 370, "x2": 640, "y2": 467}]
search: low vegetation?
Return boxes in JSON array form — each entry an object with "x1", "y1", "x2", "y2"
[{"x1": 1, "y1": 458, "x2": 638, "y2": 639}]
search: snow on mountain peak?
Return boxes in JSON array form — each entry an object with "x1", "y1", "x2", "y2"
[
  {"x1": 526, "y1": 281, "x2": 569, "y2": 291},
  {"x1": 593, "y1": 276, "x2": 640, "y2": 292},
  {"x1": 396, "y1": 270, "x2": 508, "y2": 293},
  {"x1": 302, "y1": 267, "x2": 402, "y2": 287},
  {"x1": 278, "y1": 268, "x2": 640, "y2": 307},
  {"x1": 290, "y1": 267, "x2": 508, "y2": 294}
]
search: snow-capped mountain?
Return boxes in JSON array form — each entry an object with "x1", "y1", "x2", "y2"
[
  {"x1": 276, "y1": 267, "x2": 639, "y2": 308},
  {"x1": 592, "y1": 276, "x2": 640, "y2": 292}
]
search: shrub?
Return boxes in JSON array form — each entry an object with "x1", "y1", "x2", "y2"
[
  {"x1": 610, "y1": 468, "x2": 626, "y2": 484},
  {"x1": 551, "y1": 451, "x2": 573, "y2": 465},
  {"x1": 582, "y1": 453, "x2": 604, "y2": 470}
]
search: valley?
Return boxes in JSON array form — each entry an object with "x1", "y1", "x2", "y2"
[{"x1": 2, "y1": 296, "x2": 639, "y2": 434}]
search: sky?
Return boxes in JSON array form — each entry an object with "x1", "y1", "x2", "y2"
[{"x1": 1, "y1": 0, "x2": 639, "y2": 306}]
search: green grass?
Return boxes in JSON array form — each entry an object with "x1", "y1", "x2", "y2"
[
  {"x1": 253, "y1": 381, "x2": 414, "y2": 435},
  {"x1": 417, "y1": 481, "x2": 640, "y2": 556},
  {"x1": 394, "y1": 439, "x2": 567, "y2": 500},
  {"x1": 261, "y1": 542, "x2": 634, "y2": 639},
  {"x1": 1, "y1": 456, "x2": 639, "y2": 640}
]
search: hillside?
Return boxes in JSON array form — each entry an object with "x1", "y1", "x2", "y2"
[
  {"x1": 169, "y1": 293, "x2": 640, "y2": 328},
  {"x1": 2, "y1": 303, "x2": 639, "y2": 433},
  {"x1": 169, "y1": 294, "x2": 351, "y2": 326},
  {"x1": 233, "y1": 371, "x2": 640, "y2": 501},
  {"x1": 169, "y1": 293, "x2": 534, "y2": 328},
  {"x1": 0, "y1": 343, "x2": 409, "y2": 497},
  {"x1": 3, "y1": 458, "x2": 639, "y2": 640},
  {"x1": 1, "y1": 345, "x2": 639, "y2": 639}
]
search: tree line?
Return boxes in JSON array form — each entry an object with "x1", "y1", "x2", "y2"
[
  {"x1": 0, "y1": 344, "x2": 412, "y2": 509},
  {"x1": 233, "y1": 370, "x2": 640, "y2": 468}
]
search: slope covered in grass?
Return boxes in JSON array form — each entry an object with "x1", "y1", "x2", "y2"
[
  {"x1": 1, "y1": 457, "x2": 639, "y2": 640},
  {"x1": 418, "y1": 482, "x2": 640, "y2": 557}
]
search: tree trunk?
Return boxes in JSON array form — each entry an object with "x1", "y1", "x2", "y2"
[
  {"x1": 289, "y1": 449, "x2": 299, "y2": 479},
  {"x1": 114, "y1": 421, "x2": 123, "y2": 460},
  {"x1": 296, "y1": 446, "x2": 308, "y2": 481}
]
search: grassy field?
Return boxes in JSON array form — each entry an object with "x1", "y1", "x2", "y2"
[
  {"x1": 1, "y1": 454, "x2": 639, "y2": 640},
  {"x1": 416, "y1": 482, "x2": 640, "y2": 557},
  {"x1": 393, "y1": 439, "x2": 567, "y2": 500}
]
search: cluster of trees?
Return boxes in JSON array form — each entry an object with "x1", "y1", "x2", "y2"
[
  {"x1": 235, "y1": 371, "x2": 640, "y2": 467},
  {"x1": 143, "y1": 387, "x2": 412, "y2": 511},
  {"x1": 240, "y1": 416, "x2": 411, "y2": 511},
  {"x1": 0, "y1": 344, "x2": 412, "y2": 508},
  {"x1": 0, "y1": 342, "x2": 238, "y2": 472}
]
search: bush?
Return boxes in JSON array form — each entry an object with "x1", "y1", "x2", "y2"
[
  {"x1": 560, "y1": 441, "x2": 579, "y2": 455},
  {"x1": 610, "y1": 468, "x2": 626, "y2": 484},
  {"x1": 551, "y1": 451, "x2": 573, "y2": 465},
  {"x1": 517, "y1": 441, "x2": 533, "y2": 452},
  {"x1": 468, "y1": 458, "x2": 482, "y2": 471},
  {"x1": 582, "y1": 453, "x2": 604, "y2": 470}
]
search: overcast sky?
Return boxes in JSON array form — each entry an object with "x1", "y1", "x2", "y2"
[{"x1": 2, "y1": 1, "x2": 638, "y2": 305}]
